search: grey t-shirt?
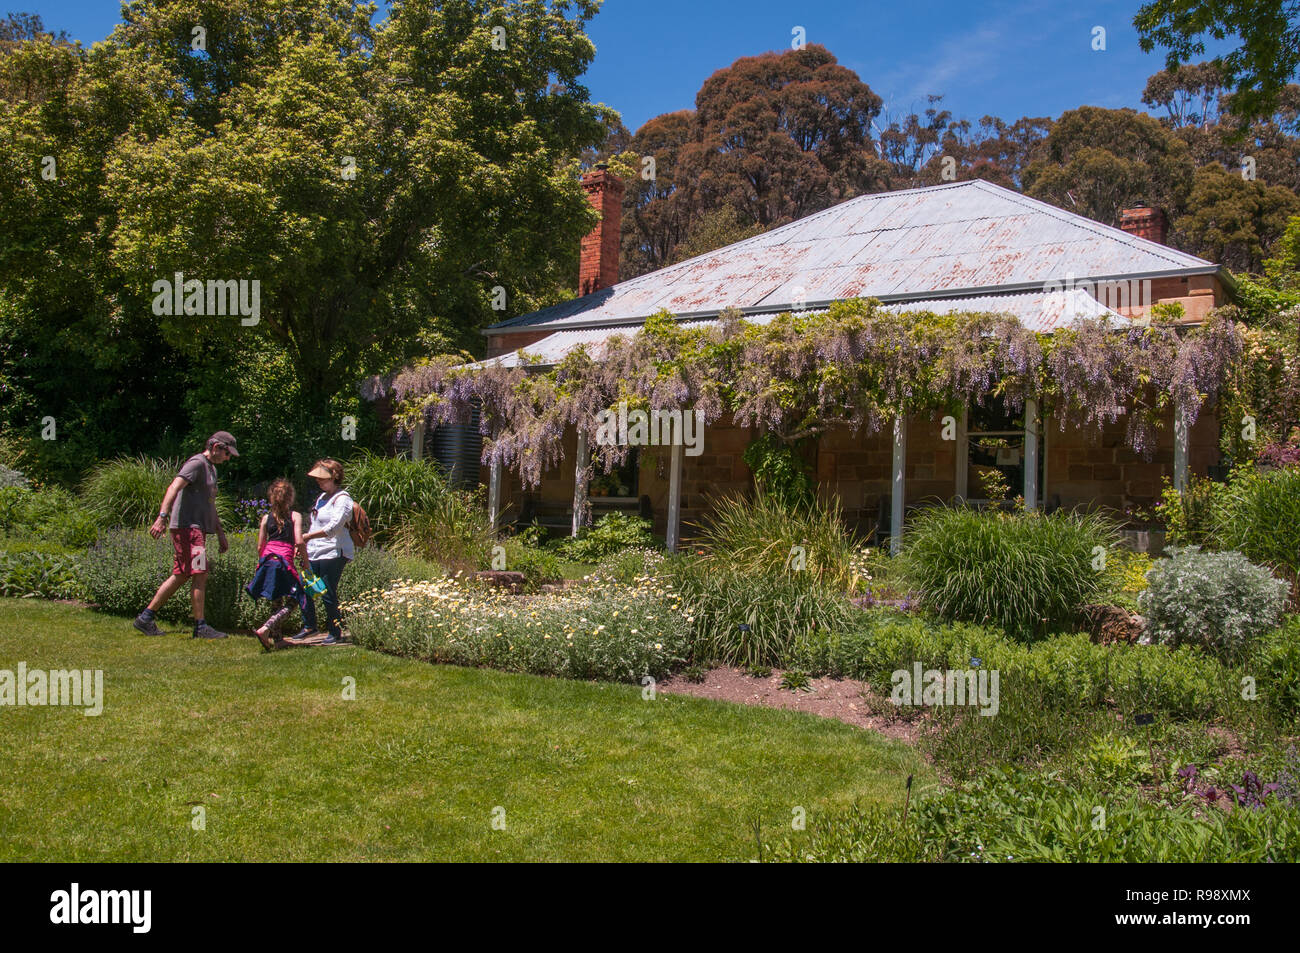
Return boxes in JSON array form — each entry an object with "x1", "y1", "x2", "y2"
[{"x1": 169, "y1": 453, "x2": 218, "y2": 534}]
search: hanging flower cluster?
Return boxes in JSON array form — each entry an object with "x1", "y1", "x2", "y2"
[{"x1": 367, "y1": 298, "x2": 1243, "y2": 487}]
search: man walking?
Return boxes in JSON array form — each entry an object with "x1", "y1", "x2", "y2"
[{"x1": 133, "y1": 432, "x2": 238, "y2": 639}]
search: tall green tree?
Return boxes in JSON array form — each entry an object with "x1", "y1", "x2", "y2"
[
  {"x1": 102, "y1": 0, "x2": 612, "y2": 417},
  {"x1": 1135, "y1": 0, "x2": 1300, "y2": 126}
]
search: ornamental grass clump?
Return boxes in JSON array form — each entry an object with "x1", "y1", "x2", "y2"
[
  {"x1": 899, "y1": 506, "x2": 1120, "y2": 640},
  {"x1": 667, "y1": 555, "x2": 856, "y2": 668},
  {"x1": 345, "y1": 573, "x2": 690, "y2": 683},
  {"x1": 1140, "y1": 546, "x2": 1287, "y2": 662},
  {"x1": 692, "y1": 490, "x2": 858, "y2": 592}
]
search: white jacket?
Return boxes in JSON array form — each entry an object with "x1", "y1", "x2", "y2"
[{"x1": 307, "y1": 490, "x2": 355, "y2": 561}]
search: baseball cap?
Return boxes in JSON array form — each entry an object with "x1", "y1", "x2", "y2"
[{"x1": 210, "y1": 431, "x2": 240, "y2": 456}]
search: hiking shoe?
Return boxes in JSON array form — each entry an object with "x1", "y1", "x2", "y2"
[
  {"x1": 133, "y1": 613, "x2": 165, "y2": 637},
  {"x1": 192, "y1": 623, "x2": 228, "y2": 640}
]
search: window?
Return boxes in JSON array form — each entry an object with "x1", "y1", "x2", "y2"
[
  {"x1": 965, "y1": 398, "x2": 1042, "y2": 504},
  {"x1": 590, "y1": 448, "x2": 639, "y2": 499}
]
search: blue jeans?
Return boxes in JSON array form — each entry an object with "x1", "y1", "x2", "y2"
[{"x1": 303, "y1": 557, "x2": 348, "y2": 636}]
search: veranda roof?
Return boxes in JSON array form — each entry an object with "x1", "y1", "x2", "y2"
[{"x1": 476, "y1": 287, "x2": 1125, "y2": 369}]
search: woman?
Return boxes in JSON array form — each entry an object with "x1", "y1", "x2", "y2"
[
  {"x1": 293, "y1": 458, "x2": 354, "y2": 646},
  {"x1": 245, "y1": 478, "x2": 309, "y2": 651}
]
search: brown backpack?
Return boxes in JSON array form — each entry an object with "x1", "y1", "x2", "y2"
[{"x1": 347, "y1": 501, "x2": 372, "y2": 549}]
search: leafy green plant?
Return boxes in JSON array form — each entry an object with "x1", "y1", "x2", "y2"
[
  {"x1": 1157, "y1": 474, "x2": 1221, "y2": 547},
  {"x1": 899, "y1": 506, "x2": 1120, "y2": 640},
  {"x1": 780, "y1": 669, "x2": 812, "y2": 692},
  {"x1": 498, "y1": 535, "x2": 565, "y2": 589},
  {"x1": 554, "y1": 512, "x2": 654, "y2": 562},
  {"x1": 769, "y1": 766, "x2": 1300, "y2": 863},
  {"x1": 1140, "y1": 546, "x2": 1288, "y2": 662},
  {"x1": 0, "y1": 550, "x2": 83, "y2": 599},
  {"x1": 1078, "y1": 733, "x2": 1151, "y2": 787},
  {"x1": 0, "y1": 485, "x2": 100, "y2": 548},
  {"x1": 746, "y1": 664, "x2": 773, "y2": 678},
  {"x1": 741, "y1": 434, "x2": 815, "y2": 507},
  {"x1": 1251, "y1": 617, "x2": 1300, "y2": 720},
  {"x1": 692, "y1": 489, "x2": 858, "y2": 591}
]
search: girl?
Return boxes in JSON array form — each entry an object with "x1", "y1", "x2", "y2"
[
  {"x1": 245, "y1": 478, "x2": 310, "y2": 651},
  {"x1": 293, "y1": 458, "x2": 354, "y2": 646}
]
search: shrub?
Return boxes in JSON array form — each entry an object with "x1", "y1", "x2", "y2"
[
  {"x1": 346, "y1": 574, "x2": 690, "y2": 683},
  {"x1": 0, "y1": 550, "x2": 83, "y2": 599},
  {"x1": 499, "y1": 536, "x2": 565, "y2": 588},
  {"x1": 0, "y1": 485, "x2": 100, "y2": 548},
  {"x1": 899, "y1": 506, "x2": 1120, "y2": 640},
  {"x1": 668, "y1": 556, "x2": 856, "y2": 667},
  {"x1": 555, "y1": 512, "x2": 654, "y2": 562},
  {"x1": 1253, "y1": 617, "x2": 1300, "y2": 720},
  {"x1": 1213, "y1": 465, "x2": 1300, "y2": 576},
  {"x1": 692, "y1": 490, "x2": 857, "y2": 591},
  {"x1": 804, "y1": 612, "x2": 1232, "y2": 720},
  {"x1": 80, "y1": 528, "x2": 427, "y2": 632},
  {"x1": 1157, "y1": 474, "x2": 1221, "y2": 547},
  {"x1": 1140, "y1": 546, "x2": 1287, "y2": 661},
  {"x1": 345, "y1": 451, "x2": 456, "y2": 539},
  {"x1": 769, "y1": 767, "x2": 1300, "y2": 863}
]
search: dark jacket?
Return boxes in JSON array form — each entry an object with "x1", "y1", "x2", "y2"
[{"x1": 245, "y1": 552, "x2": 305, "y2": 605}]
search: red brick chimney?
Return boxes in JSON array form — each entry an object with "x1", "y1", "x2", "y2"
[
  {"x1": 1119, "y1": 204, "x2": 1167, "y2": 245},
  {"x1": 579, "y1": 164, "x2": 624, "y2": 296}
]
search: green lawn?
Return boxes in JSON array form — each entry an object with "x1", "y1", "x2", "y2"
[{"x1": 0, "y1": 598, "x2": 928, "y2": 861}]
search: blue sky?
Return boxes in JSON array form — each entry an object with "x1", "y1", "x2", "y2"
[{"x1": 20, "y1": 0, "x2": 1234, "y2": 130}]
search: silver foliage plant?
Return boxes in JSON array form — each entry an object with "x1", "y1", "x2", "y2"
[
  {"x1": 368, "y1": 299, "x2": 1242, "y2": 488},
  {"x1": 1139, "y1": 546, "x2": 1288, "y2": 660}
]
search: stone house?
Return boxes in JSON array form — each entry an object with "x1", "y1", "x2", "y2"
[{"x1": 413, "y1": 169, "x2": 1231, "y2": 551}]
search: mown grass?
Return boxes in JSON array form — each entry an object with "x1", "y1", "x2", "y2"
[{"x1": 0, "y1": 598, "x2": 927, "y2": 861}]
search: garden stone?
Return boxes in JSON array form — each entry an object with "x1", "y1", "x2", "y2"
[{"x1": 474, "y1": 570, "x2": 527, "y2": 593}]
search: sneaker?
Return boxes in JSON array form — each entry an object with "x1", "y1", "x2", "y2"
[
  {"x1": 192, "y1": 623, "x2": 228, "y2": 640},
  {"x1": 317, "y1": 633, "x2": 348, "y2": 646},
  {"x1": 285, "y1": 628, "x2": 316, "y2": 643},
  {"x1": 133, "y1": 613, "x2": 165, "y2": 637}
]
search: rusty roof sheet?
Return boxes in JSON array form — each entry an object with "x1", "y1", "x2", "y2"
[
  {"x1": 476, "y1": 288, "x2": 1124, "y2": 368},
  {"x1": 489, "y1": 180, "x2": 1214, "y2": 334}
]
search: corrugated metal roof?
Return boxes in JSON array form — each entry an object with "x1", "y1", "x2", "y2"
[
  {"x1": 476, "y1": 289, "x2": 1124, "y2": 368},
  {"x1": 489, "y1": 180, "x2": 1215, "y2": 334}
]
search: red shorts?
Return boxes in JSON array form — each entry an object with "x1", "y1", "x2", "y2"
[{"x1": 171, "y1": 527, "x2": 209, "y2": 577}]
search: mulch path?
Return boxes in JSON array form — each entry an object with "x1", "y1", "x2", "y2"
[{"x1": 657, "y1": 666, "x2": 921, "y2": 743}]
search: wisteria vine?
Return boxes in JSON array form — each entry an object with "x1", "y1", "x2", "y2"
[{"x1": 364, "y1": 299, "x2": 1243, "y2": 487}]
